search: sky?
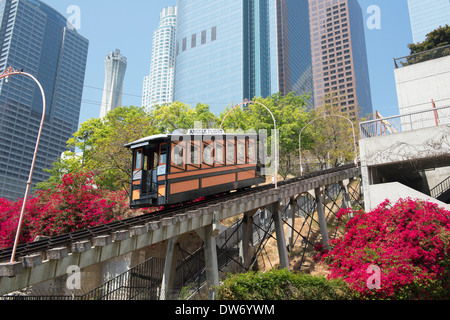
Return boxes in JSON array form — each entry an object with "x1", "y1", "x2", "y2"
[{"x1": 42, "y1": 0, "x2": 413, "y2": 126}]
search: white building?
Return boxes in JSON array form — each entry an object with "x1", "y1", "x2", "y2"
[
  {"x1": 394, "y1": 52, "x2": 450, "y2": 124},
  {"x1": 142, "y1": 6, "x2": 177, "y2": 111},
  {"x1": 100, "y1": 49, "x2": 127, "y2": 118}
]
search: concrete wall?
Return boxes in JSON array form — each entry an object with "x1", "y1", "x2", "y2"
[
  {"x1": 360, "y1": 124, "x2": 450, "y2": 167},
  {"x1": 360, "y1": 124, "x2": 450, "y2": 211},
  {"x1": 366, "y1": 182, "x2": 450, "y2": 211},
  {"x1": 395, "y1": 55, "x2": 450, "y2": 115}
]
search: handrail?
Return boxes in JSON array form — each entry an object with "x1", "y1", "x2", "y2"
[{"x1": 430, "y1": 176, "x2": 450, "y2": 199}]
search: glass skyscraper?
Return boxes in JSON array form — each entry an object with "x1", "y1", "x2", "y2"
[
  {"x1": 0, "y1": 0, "x2": 89, "y2": 200},
  {"x1": 408, "y1": 0, "x2": 450, "y2": 43},
  {"x1": 276, "y1": 0, "x2": 314, "y2": 106},
  {"x1": 173, "y1": 0, "x2": 315, "y2": 114},
  {"x1": 142, "y1": 6, "x2": 177, "y2": 111}
]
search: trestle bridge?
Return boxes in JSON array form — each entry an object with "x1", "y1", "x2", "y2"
[{"x1": 0, "y1": 163, "x2": 362, "y2": 299}]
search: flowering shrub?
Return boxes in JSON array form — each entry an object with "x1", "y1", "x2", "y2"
[
  {"x1": 0, "y1": 172, "x2": 130, "y2": 249},
  {"x1": 323, "y1": 198, "x2": 450, "y2": 299}
]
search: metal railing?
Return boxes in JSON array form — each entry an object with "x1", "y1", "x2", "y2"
[
  {"x1": 360, "y1": 105, "x2": 450, "y2": 139},
  {"x1": 394, "y1": 44, "x2": 450, "y2": 69},
  {"x1": 430, "y1": 176, "x2": 450, "y2": 200}
]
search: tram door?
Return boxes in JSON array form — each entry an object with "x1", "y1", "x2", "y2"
[{"x1": 132, "y1": 145, "x2": 160, "y2": 201}]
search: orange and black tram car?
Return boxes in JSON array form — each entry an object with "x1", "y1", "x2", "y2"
[{"x1": 124, "y1": 129, "x2": 266, "y2": 208}]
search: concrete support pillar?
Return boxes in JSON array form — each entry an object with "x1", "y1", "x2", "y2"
[
  {"x1": 239, "y1": 209, "x2": 258, "y2": 269},
  {"x1": 339, "y1": 179, "x2": 351, "y2": 210},
  {"x1": 286, "y1": 197, "x2": 296, "y2": 252},
  {"x1": 361, "y1": 166, "x2": 372, "y2": 212},
  {"x1": 270, "y1": 201, "x2": 290, "y2": 271},
  {"x1": 315, "y1": 187, "x2": 330, "y2": 250},
  {"x1": 203, "y1": 224, "x2": 219, "y2": 300},
  {"x1": 160, "y1": 236, "x2": 179, "y2": 300}
]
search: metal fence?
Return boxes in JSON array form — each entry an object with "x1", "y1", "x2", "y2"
[
  {"x1": 394, "y1": 44, "x2": 450, "y2": 69},
  {"x1": 359, "y1": 105, "x2": 450, "y2": 139}
]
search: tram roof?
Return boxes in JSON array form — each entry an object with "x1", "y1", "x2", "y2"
[{"x1": 124, "y1": 130, "x2": 259, "y2": 149}]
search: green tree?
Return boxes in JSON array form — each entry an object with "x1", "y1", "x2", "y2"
[
  {"x1": 302, "y1": 93, "x2": 359, "y2": 172},
  {"x1": 220, "y1": 92, "x2": 313, "y2": 179},
  {"x1": 66, "y1": 106, "x2": 156, "y2": 194},
  {"x1": 404, "y1": 25, "x2": 450, "y2": 66},
  {"x1": 35, "y1": 151, "x2": 82, "y2": 191},
  {"x1": 409, "y1": 24, "x2": 450, "y2": 53},
  {"x1": 151, "y1": 102, "x2": 219, "y2": 133}
]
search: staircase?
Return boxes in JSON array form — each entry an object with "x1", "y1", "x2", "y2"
[{"x1": 430, "y1": 176, "x2": 450, "y2": 203}]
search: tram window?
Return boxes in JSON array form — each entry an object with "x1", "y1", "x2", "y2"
[
  {"x1": 203, "y1": 142, "x2": 214, "y2": 166},
  {"x1": 226, "y1": 139, "x2": 235, "y2": 164},
  {"x1": 237, "y1": 139, "x2": 245, "y2": 164},
  {"x1": 134, "y1": 150, "x2": 142, "y2": 170},
  {"x1": 247, "y1": 139, "x2": 256, "y2": 163},
  {"x1": 173, "y1": 145, "x2": 184, "y2": 166},
  {"x1": 190, "y1": 144, "x2": 200, "y2": 165},
  {"x1": 152, "y1": 152, "x2": 158, "y2": 170},
  {"x1": 159, "y1": 143, "x2": 167, "y2": 165},
  {"x1": 215, "y1": 142, "x2": 224, "y2": 165},
  {"x1": 143, "y1": 152, "x2": 149, "y2": 170}
]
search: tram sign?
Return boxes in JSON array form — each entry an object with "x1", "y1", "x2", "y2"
[{"x1": 187, "y1": 128, "x2": 225, "y2": 135}]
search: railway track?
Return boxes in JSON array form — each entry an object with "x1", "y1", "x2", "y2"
[{"x1": 0, "y1": 163, "x2": 360, "y2": 263}]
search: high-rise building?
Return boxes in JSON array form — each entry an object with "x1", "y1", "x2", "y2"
[
  {"x1": 173, "y1": 0, "x2": 315, "y2": 114},
  {"x1": 276, "y1": 0, "x2": 314, "y2": 106},
  {"x1": 308, "y1": 0, "x2": 373, "y2": 121},
  {"x1": 142, "y1": 6, "x2": 177, "y2": 111},
  {"x1": 100, "y1": 49, "x2": 127, "y2": 118},
  {"x1": 407, "y1": 0, "x2": 450, "y2": 44},
  {"x1": 0, "y1": 0, "x2": 89, "y2": 200}
]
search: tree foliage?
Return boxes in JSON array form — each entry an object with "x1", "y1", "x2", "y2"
[
  {"x1": 151, "y1": 102, "x2": 218, "y2": 133},
  {"x1": 404, "y1": 25, "x2": 450, "y2": 66},
  {"x1": 302, "y1": 100, "x2": 360, "y2": 172},
  {"x1": 220, "y1": 92, "x2": 314, "y2": 179},
  {"x1": 66, "y1": 106, "x2": 156, "y2": 194},
  {"x1": 0, "y1": 172, "x2": 131, "y2": 249},
  {"x1": 216, "y1": 268, "x2": 352, "y2": 300},
  {"x1": 409, "y1": 24, "x2": 450, "y2": 53}
]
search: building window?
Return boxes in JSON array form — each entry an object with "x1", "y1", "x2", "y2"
[
  {"x1": 191, "y1": 34, "x2": 196, "y2": 48},
  {"x1": 201, "y1": 30, "x2": 207, "y2": 44},
  {"x1": 211, "y1": 26, "x2": 217, "y2": 41},
  {"x1": 182, "y1": 37, "x2": 187, "y2": 51}
]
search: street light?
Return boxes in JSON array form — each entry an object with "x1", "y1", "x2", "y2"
[
  {"x1": 220, "y1": 99, "x2": 278, "y2": 189},
  {"x1": 0, "y1": 66, "x2": 46, "y2": 263},
  {"x1": 299, "y1": 114, "x2": 358, "y2": 176}
]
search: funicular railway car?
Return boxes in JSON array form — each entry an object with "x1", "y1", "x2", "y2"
[{"x1": 124, "y1": 129, "x2": 266, "y2": 208}]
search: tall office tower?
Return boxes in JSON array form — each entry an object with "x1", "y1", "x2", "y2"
[
  {"x1": 100, "y1": 49, "x2": 127, "y2": 118},
  {"x1": 309, "y1": 0, "x2": 373, "y2": 121},
  {"x1": 276, "y1": 0, "x2": 314, "y2": 106},
  {"x1": 142, "y1": 6, "x2": 177, "y2": 111},
  {"x1": 174, "y1": 0, "x2": 315, "y2": 114},
  {"x1": 408, "y1": 0, "x2": 450, "y2": 44},
  {"x1": 0, "y1": 0, "x2": 89, "y2": 200}
]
